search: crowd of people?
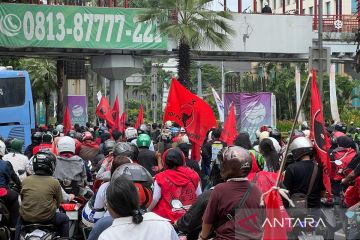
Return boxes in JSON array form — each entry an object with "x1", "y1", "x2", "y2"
[{"x1": 0, "y1": 119, "x2": 360, "y2": 240}]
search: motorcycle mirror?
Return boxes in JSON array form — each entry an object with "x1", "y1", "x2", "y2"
[
  {"x1": 335, "y1": 160, "x2": 342, "y2": 166},
  {"x1": 171, "y1": 199, "x2": 183, "y2": 210}
]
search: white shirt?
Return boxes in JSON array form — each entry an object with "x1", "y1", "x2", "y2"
[
  {"x1": 94, "y1": 182, "x2": 110, "y2": 217},
  {"x1": 98, "y1": 212, "x2": 179, "y2": 240},
  {"x1": 3, "y1": 152, "x2": 28, "y2": 181}
]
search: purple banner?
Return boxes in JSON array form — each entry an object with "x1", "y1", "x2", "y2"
[
  {"x1": 67, "y1": 95, "x2": 88, "y2": 127},
  {"x1": 224, "y1": 92, "x2": 272, "y2": 142}
]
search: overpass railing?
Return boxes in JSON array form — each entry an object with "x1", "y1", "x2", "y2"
[{"x1": 312, "y1": 15, "x2": 359, "y2": 33}]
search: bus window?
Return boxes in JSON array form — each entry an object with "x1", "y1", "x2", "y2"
[{"x1": 0, "y1": 77, "x2": 25, "y2": 108}]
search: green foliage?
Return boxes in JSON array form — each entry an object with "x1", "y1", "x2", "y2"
[
  {"x1": 276, "y1": 120, "x2": 294, "y2": 133},
  {"x1": 340, "y1": 108, "x2": 360, "y2": 126}
]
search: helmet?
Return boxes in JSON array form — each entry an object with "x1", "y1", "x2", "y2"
[
  {"x1": 74, "y1": 132, "x2": 83, "y2": 142},
  {"x1": 264, "y1": 1, "x2": 269, "y2": 6},
  {"x1": 259, "y1": 131, "x2": 270, "y2": 142},
  {"x1": 288, "y1": 137, "x2": 313, "y2": 162},
  {"x1": 111, "y1": 163, "x2": 153, "y2": 208},
  {"x1": 270, "y1": 129, "x2": 281, "y2": 143},
  {"x1": 177, "y1": 135, "x2": 189, "y2": 144},
  {"x1": 334, "y1": 122, "x2": 347, "y2": 134},
  {"x1": 160, "y1": 129, "x2": 172, "y2": 143},
  {"x1": 57, "y1": 136, "x2": 76, "y2": 154},
  {"x1": 180, "y1": 127, "x2": 186, "y2": 133},
  {"x1": 104, "y1": 139, "x2": 115, "y2": 156},
  {"x1": 0, "y1": 140, "x2": 5, "y2": 156},
  {"x1": 42, "y1": 133, "x2": 53, "y2": 143},
  {"x1": 136, "y1": 134, "x2": 151, "y2": 148},
  {"x1": 33, "y1": 151, "x2": 57, "y2": 175},
  {"x1": 255, "y1": 130, "x2": 261, "y2": 139},
  {"x1": 68, "y1": 130, "x2": 76, "y2": 138},
  {"x1": 221, "y1": 146, "x2": 252, "y2": 178},
  {"x1": 56, "y1": 124, "x2": 64, "y2": 133},
  {"x1": 52, "y1": 129, "x2": 60, "y2": 137},
  {"x1": 290, "y1": 129, "x2": 305, "y2": 140},
  {"x1": 31, "y1": 132, "x2": 42, "y2": 145},
  {"x1": 10, "y1": 138, "x2": 24, "y2": 153},
  {"x1": 128, "y1": 143, "x2": 139, "y2": 161},
  {"x1": 82, "y1": 196, "x2": 106, "y2": 227},
  {"x1": 165, "y1": 120, "x2": 172, "y2": 129},
  {"x1": 170, "y1": 127, "x2": 180, "y2": 137},
  {"x1": 125, "y1": 127, "x2": 138, "y2": 140},
  {"x1": 82, "y1": 131, "x2": 93, "y2": 141},
  {"x1": 113, "y1": 142, "x2": 133, "y2": 157},
  {"x1": 138, "y1": 124, "x2": 149, "y2": 134}
]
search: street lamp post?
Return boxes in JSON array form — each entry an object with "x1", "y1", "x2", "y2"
[{"x1": 221, "y1": 61, "x2": 235, "y2": 102}]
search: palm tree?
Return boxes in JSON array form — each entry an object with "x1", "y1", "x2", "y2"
[
  {"x1": 20, "y1": 58, "x2": 57, "y2": 125},
  {"x1": 138, "y1": 0, "x2": 234, "y2": 89}
]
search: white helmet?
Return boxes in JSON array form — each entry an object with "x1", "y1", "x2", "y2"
[
  {"x1": 125, "y1": 127, "x2": 138, "y2": 140},
  {"x1": 264, "y1": 1, "x2": 269, "y2": 6},
  {"x1": 56, "y1": 124, "x2": 64, "y2": 133},
  {"x1": 177, "y1": 135, "x2": 189, "y2": 144},
  {"x1": 82, "y1": 197, "x2": 106, "y2": 227},
  {"x1": 57, "y1": 136, "x2": 75, "y2": 154},
  {"x1": 0, "y1": 140, "x2": 5, "y2": 156},
  {"x1": 165, "y1": 121, "x2": 172, "y2": 129}
]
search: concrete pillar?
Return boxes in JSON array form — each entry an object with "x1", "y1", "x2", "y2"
[{"x1": 110, "y1": 80, "x2": 125, "y2": 114}]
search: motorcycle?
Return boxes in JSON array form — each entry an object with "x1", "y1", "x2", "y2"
[
  {"x1": 60, "y1": 197, "x2": 85, "y2": 239},
  {"x1": 19, "y1": 223, "x2": 58, "y2": 240}
]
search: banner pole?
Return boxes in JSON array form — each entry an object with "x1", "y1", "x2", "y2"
[{"x1": 275, "y1": 74, "x2": 312, "y2": 187}]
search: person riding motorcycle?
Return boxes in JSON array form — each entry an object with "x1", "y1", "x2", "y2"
[
  {"x1": 16, "y1": 151, "x2": 69, "y2": 239},
  {"x1": 33, "y1": 132, "x2": 56, "y2": 156},
  {"x1": 137, "y1": 134, "x2": 160, "y2": 176},
  {"x1": 96, "y1": 139, "x2": 116, "y2": 181},
  {"x1": 79, "y1": 131, "x2": 100, "y2": 164},
  {"x1": 24, "y1": 132, "x2": 42, "y2": 159},
  {"x1": 3, "y1": 138, "x2": 28, "y2": 181},
  {"x1": 148, "y1": 147, "x2": 201, "y2": 224},
  {"x1": 53, "y1": 136, "x2": 88, "y2": 197},
  {"x1": 0, "y1": 140, "x2": 21, "y2": 229}
]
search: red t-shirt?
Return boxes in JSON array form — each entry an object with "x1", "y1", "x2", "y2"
[{"x1": 203, "y1": 181, "x2": 263, "y2": 240}]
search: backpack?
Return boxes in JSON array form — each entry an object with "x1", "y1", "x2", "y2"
[{"x1": 329, "y1": 147, "x2": 356, "y2": 181}]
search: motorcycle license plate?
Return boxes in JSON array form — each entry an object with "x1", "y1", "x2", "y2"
[{"x1": 66, "y1": 211, "x2": 78, "y2": 220}]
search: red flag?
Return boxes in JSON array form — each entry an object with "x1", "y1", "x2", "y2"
[
  {"x1": 96, "y1": 96, "x2": 114, "y2": 127},
  {"x1": 119, "y1": 112, "x2": 127, "y2": 132},
  {"x1": 134, "y1": 105, "x2": 144, "y2": 130},
  {"x1": 63, "y1": 105, "x2": 72, "y2": 135},
  {"x1": 191, "y1": 141, "x2": 201, "y2": 161},
  {"x1": 263, "y1": 189, "x2": 292, "y2": 240},
  {"x1": 310, "y1": 70, "x2": 332, "y2": 195},
  {"x1": 163, "y1": 78, "x2": 217, "y2": 145},
  {"x1": 112, "y1": 95, "x2": 120, "y2": 122},
  {"x1": 220, "y1": 103, "x2": 238, "y2": 145}
]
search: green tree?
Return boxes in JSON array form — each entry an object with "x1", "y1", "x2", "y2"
[
  {"x1": 138, "y1": 0, "x2": 234, "y2": 89},
  {"x1": 20, "y1": 58, "x2": 57, "y2": 125}
]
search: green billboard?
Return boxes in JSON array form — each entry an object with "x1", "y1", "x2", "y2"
[{"x1": 0, "y1": 4, "x2": 167, "y2": 50}]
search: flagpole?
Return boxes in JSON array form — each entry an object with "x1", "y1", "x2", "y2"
[{"x1": 275, "y1": 74, "x2": 312, "y2": 187}]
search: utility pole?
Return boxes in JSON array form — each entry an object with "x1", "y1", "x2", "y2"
[
  {"x1": 197, "y1": 62, "x2": 202, "y2": 98},
  {"x1": 318, "y1": 0, "x2": 324, "y2": 97},
  {"x1": 151, "y1": 64, "x2": 158, "y2": 123},
  {"x1": 221, "y1": 61, "x2": 225, "y2": 102}
]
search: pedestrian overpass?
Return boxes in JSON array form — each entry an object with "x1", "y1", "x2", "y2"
[{"x1": 0, "y1": 3, "x2": 357, "y2": 111}]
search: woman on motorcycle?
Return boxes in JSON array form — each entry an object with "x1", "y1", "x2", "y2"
[
  {"x1": 98, "y1": 177, "x2": 177, "y2": 240},
  {"x1": 148, "y1": 147, "x2": 201, "y2": 224}
]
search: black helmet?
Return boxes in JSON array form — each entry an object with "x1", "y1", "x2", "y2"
[
  {"x1": 52, "y1": 129, "x2": 60, "y2": 137},
  {"x1": 33, "y1": 151, "x2": 56, "y2": 175},
  {"x1": 42, "y1": 132, "x2": 53, "y2": 143},
  {"x1": 288, "y1": 137, "x2": 313, "y2": 163},
  {"x1": 68, "y1": 130, "x2": 76, "y2": 138},
  {"x1": 32, "y1": 132, "x2": 42, "y2": 145},
  {"x1": 104, "y1": 139, "x2": 116, "y2": 156},
  {"x1": 270, "y1": 129, "x2": 282, "y2": 143},
  {"x1": 334, "y1": 122, "x2": 347, "y2": 134},
  {"x1": 74, "y1": 132, "x2": 83, "y2": 142}
]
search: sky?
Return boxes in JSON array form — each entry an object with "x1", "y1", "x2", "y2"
[{"x1": 210, "y1": 0, "x2": 253, "y2": 12}]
